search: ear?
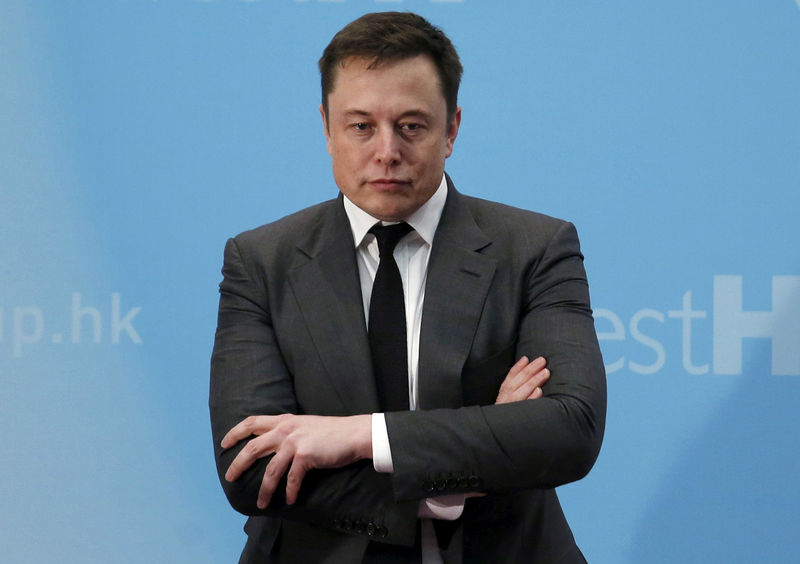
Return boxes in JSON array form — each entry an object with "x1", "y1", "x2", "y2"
[
  {"x1": 320, "y1": 104, "x2": 332, "y2": 156},
  {"x1": 444, "y1": 106, "x2": 462, "y2": 158}
]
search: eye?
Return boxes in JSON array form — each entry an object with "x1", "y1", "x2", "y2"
[
  {"x1": 352, "y1": 122, "x2": 370, "y2": 132},
  {"x1": 399, "y1": 122, "x2": 426, "y2": 136}
]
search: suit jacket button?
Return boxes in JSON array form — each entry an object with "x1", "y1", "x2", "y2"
[
  {"x1": 435, "y1": 478, "x2": 447, "y2": 491},
  {"x1": 422, "y1": 480, "x2": 435, "y2": 493},
  {"x1": 458, "y1": 477, "x2": 469, "y2": 488},
  {"x1": 332, "y1": 519, "x2": 341, "y2": 529},
  {"x1": 355, "y1": 521, "x2": 365, "y2": 534},
  {"x1": 377, "y1": 526, "x2": 388, "y2": 538},
  {"x1": 468, "y1": 475, "x2": 480, "y2": 488},
  {"x1": 343, "y1": 519, "x2": 353, "y2": 531},
  {"x1": 367, "y1": 522, "x2": 377, "y2": 536},
  {"x1": 446, "y1": 477, "x2": 457, "y2": 489}
]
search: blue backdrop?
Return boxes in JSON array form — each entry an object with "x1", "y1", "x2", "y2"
[{"x1": 2, "y1": 1, "x2": 799, "y2": 562}]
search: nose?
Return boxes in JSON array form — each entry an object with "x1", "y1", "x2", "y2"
[{"x1": 374, "y1": 128, "x2": 401, "y2": 166}]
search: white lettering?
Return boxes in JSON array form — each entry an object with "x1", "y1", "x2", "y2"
[
  {"x1": 667, "y1": 291, "x2": 709, "y2": 375},
  {"x1": 72, "y1": 292, "x2": 102, "y2": 343},
  {"x1": 112, "y1": 293, "x2": 142, "y2": 344},
  {"x1": 13, "y1": 306, "x2": 43, "y2": 357},
  {"x1": 594, "y1": 308, "x2": 625, "y2": 374},
  {"x1": 629, "y1": 309, "x2": 665, "y2": 375},
  {"x1": 713, "y1": 275, "x2": 800, "y2": 375}
]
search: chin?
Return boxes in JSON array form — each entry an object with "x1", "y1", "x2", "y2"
[
  {"x1": 368, "y1": 200, "x2": 411, "y2": 222},
  {"x1": 372, "y1": 210, "x2": 405, "y2": 222}
]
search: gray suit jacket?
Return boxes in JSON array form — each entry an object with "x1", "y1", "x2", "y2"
[{"x1": 210, "y1": 177, "x2": 606, "y2": 563}]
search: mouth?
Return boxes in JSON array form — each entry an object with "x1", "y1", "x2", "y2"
[{"x1": 369, "y1": 178, "x2": 412, "y2": 192}]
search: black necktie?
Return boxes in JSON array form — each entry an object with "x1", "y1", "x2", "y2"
[{"x1": 368, "y1": 222, "x2": 413, "y2": 412}]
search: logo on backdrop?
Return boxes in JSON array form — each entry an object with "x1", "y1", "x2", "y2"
[
  {"x1": 0, "y1": 293, "x2": 142, "y2": 358},
  {"x1": 595, "y1": 275, "x2": 800, "y2": 376},
  {"x1": 6, "y1": 277, "x2": 798, "y2": 375}
]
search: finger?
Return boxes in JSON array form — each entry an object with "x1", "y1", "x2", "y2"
[
  {"x1": 285, "y1": 458, "x2": 309, "y2": 505},
  {"x1": 515, "y1": 367, "x2": 550, "y2": 399},
  {"x1": 222, "y1": 415, "x2": 262, "y2": 449},
  {"x1": 508, "y1": 357, "x2": 546, "y2": 393},
  {"x1": 258, "y1": 447, "x2": 294, "y2": 509},
  {"x1": 500, "y1": 366, "x2": 549, "y2": 404},
  {"x1": 497, "y1": 356, "x2": 530, "y2": 397},
  {"x1": 529, "y1": 364, "x2": 550, "y2": 388},
  {"x1": 506, "y1": 356, "x2": 530, "y2": 379},
  {"x1": 225, "y1": 434, "x2": 275, "y2": 482}
]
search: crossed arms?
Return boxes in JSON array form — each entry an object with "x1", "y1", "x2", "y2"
[
  {"x1": 221, "y1": 355, "x2": 550, "y2": 508},
  {"x1": 209, "y1": 211, "x2": 606, "y2": 543}
]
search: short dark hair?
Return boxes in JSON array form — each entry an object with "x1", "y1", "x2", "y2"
[{"x1": 319, "y1": 12, "x2": 463, "y2": 122}]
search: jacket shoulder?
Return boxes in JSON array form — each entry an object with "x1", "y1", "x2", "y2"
[
  {"x1": 458, "y1": 193, "x2": 573, "y2": 243},
  {"x1": 231, "y1": 198, "x2": 339, "y2": 251}
]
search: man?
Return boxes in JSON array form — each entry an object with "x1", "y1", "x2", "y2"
[{"x1": 210, "y1": 12, "x2": 605, "y2": 563}]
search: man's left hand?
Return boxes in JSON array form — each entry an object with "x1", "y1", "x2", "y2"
[{"x1": 221, "y1": 413, "x2": 372, "y2": 508}]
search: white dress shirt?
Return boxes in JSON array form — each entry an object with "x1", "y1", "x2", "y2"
[{"x1": 342, "y1": 174, "x2": 463, "y2": 562}]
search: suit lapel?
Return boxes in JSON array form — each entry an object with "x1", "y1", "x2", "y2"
[
  {"x1": 418, "y1": 180, "x2": 496, "y2": 410},
  {"x1": 288, "y1": 198, "x2": 380, "y2": 415},
  {"x1": 286, "y1": 184, "x2": 495, "y2": 414}
]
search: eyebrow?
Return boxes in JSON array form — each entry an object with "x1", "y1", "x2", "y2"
[
  {"x1": 342, "y1": 109, "x2": 370, "y2": 119},
  {"x1": 341, "y1": 108, "x2": 432, "y2": 120}
]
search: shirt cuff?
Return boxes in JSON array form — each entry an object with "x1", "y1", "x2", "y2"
[
  {"x1": 371, "y1": 413, "x2": 394, "y2": 473},
  {"x1": 418, "y1": 495, "x2": 466, "y2": 520}
]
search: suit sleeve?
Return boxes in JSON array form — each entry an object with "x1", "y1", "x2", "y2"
[
  {"x1": 209, "y1": 237, "x2": 417, "y2": 545},
  {"x1": 384, "y1": 221, "x2": 606, "y2": 501}
]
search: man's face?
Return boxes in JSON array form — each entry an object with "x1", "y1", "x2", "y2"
[{"x1": 321, "y1": 55, "x2": 461, "y2": 222}]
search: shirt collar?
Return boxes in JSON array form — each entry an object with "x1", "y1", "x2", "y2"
[{"x1": 342, "y1": 174, "x2": 448, "y2": 248}]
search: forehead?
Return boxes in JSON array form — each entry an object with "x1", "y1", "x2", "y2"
[{"x1": 328, "y1": 55, "x2": 445, "y2": 110}]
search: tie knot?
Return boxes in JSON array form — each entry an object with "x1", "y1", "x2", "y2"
[{"x1": 370, "y1": 222, "x2": 413, "y2": 257}]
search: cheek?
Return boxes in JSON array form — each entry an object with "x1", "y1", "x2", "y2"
[
  {"x1": 331, "y1": 147, "x2": 364, "y2": 185},
  {"x1": 420, "y1": 137, "x2": 448, "y2": 160},
  {"x1": 330, "y1": 146, "x2": 349, "y2": 171},
  {"x1": 333, "y1": 142, "x2": 366, "y2": 166}
]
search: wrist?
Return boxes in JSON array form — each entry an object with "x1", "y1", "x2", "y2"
[{"x1": 351, "y1": 414, "x2": 373, "y2": 460}]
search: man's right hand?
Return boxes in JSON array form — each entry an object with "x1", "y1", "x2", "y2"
[{"x1": 495, "y1": 356, "x2": 549, "y2": 404}]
